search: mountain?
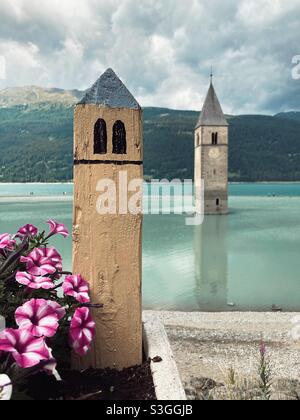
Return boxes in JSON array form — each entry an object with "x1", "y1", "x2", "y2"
[
  {"x1": 0, "y1": 86, "x2": 82, "y2": 108},
  {"x1": 144, "y1": 110, "x2": 300, "y2": 182},
  {"x1": 0, "y1": 87, "x2": 299, "y2": 182},
  {"x1": 275, "y1": 111, "x2": 300, "y2": 123}
]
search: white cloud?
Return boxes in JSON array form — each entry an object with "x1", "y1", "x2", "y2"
[
  {"x1": 236, "y1": 0, "x2": 300, "y2": 28},
  {"x1": 0, "y1": 40, "x2": 45, "y2": 86},
  {"x1": 0, "y1": 0, "x2": 299, "y2": 113}
]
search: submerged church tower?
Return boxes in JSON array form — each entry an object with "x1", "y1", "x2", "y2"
[{"x1": 194, "y1": 76, "x2": 229, "y2": 215}]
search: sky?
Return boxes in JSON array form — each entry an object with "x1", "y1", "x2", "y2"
[{"x1": 0, "y1": 0, "x2": 299, "y2": 114}]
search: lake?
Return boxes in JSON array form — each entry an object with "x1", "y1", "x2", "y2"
[{"x1": 1, "y1": 183, "x2": 300, "y2": 311}]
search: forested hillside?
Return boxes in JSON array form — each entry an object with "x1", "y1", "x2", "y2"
[{"x1": 0, "y1": 88, "x2": 299, "y2": 182}]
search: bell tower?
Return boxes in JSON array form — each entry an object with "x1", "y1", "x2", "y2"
[
  {"x1": 194, "y1": 75, "x2": 229, "y2": 215},
  {"x1": 73, "y1": 68, "x2": 143, "y2": 369}
]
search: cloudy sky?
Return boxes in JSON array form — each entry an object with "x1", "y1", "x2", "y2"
[{"x1": 0, "y1": 0, "x2": 299, "y2": 114}]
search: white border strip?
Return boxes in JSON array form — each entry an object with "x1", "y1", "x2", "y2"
[{"x1": 143, "y1": 312, "x2": 186, "y2": 401}]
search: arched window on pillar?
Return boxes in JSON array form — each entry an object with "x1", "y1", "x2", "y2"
[
  {"x1": 94, "y1": 119, "x2": 107, "y2": 154},
  {"x1": 113, "y1": 120, "x2": 127, "y2": 154}
]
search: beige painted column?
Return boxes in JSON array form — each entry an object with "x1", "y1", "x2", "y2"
[{"x1": 72, "y1": 69, "x2": 143, "y2": 370}]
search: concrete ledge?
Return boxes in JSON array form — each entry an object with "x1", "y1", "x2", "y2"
[{"x1": 143, "y1": 312, "x2": 186, "y2": 401}]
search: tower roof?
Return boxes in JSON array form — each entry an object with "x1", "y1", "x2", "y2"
[
  {"x1": 78, "y1": 68, "x2": 141, "y2": 109},
  {"x1": 196, "y1": 82, "x2": 228, "y2": 128}
]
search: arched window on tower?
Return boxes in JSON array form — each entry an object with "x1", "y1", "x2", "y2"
[
  {"x1": 215, "y1": 132, "x2": 218, "y2": 145},
  {"x1": 113, "y1": 120, "x2": 127, "y2": 154},
  {"x1": 216, "y1": 198, "x2": 220, "y2": 207},
  {"x1": 94, "y1": 119, "x2": 107, "y2": 154}
]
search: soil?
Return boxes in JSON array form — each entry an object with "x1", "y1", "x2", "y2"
[{"x1": 25, "y1": 360, "x2": 156, "y2": 401}]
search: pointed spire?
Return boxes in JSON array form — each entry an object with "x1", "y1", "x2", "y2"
[
  {"x1": 196, "y1": 77, "x2": 228, "y2": 128},
  {"x1": 78, "y1": 68, "x2": 140, "y2": 109}
]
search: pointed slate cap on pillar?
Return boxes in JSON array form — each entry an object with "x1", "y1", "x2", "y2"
[
  {"x1": 78, "y1": 68, "x2": 141, "y2": 110},
  {"x1": 196, "y1": 82, "x2": 228, "y2": 128}
]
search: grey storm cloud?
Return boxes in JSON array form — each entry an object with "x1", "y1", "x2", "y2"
[{"x1": 0, "y1": 0, "x2": 299, "y2": 114}]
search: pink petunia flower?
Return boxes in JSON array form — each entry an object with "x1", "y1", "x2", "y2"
[
  {"x1": 69, "y1": 308, "x2": 95, "y2": 357},
  {"x1": 0, "y1": 328, "x2": 50, "y2": 369},
  {"x1": 47, "y1": 220, "x2": 69, "y2": 239},
  {"x1": 47, "y1": 300, "x2": 66, "y2": 320},
  {"x1": 15, "y1": 299, "x2": 65, "y2": 338},
  {"x1": 17, "y1": 224, "x2": 38, "y2": 238},
  {"x1": 0, "y1": 233, "x2": 16, "y2": 251},
  {"x1": 16, "y1": 272, "x2": 55, "y2": 290},
  {"x1": 20, "y1": 247, "x2": 62, "y2": 277},
  {"x1": 62, "y1": 275, "x2": 90, "y2": 303}
]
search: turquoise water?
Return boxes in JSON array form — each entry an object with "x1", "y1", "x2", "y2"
[
  {"x1": 0, "y1": 183, "x2": 73, "y2": 197},
  {"x1": 1, "y1": 182, "x2": 300, "y2": 197},
  {"x1": 1, "y1": 183, "x2": 300, "y2": 311}
]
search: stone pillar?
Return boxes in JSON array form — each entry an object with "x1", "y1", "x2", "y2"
[{"x1": 72, "y1": 69, "x2": 143, "y2": 370}]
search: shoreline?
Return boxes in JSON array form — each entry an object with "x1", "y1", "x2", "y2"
[
  {"x1": 0, "y1": 182, "x2": 73, "y2": 185},
  {"x1": 0, "y1": 195, "x2": 72, "y2": 202},
  {"x1": 1, "y1": 181, "x2": 300, "y2": 185},
  {"x1": 1, "y1": 194, "x2": 300, "y2": 202},
  {"x1": 229, "y1": 181, "x2": 300, "y2": 185}
]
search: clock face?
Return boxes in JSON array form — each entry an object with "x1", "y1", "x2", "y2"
[{"x1": 209, "y1": 148, "x2": 220, "y2": 159}]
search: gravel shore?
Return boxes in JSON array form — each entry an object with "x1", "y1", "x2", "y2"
[
  {"x1": 0, "y1": 196, "x2": 72, "y2": 202},
  {"x1": 145, "y1": 311, "x2": 300, "y2": 399}
]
